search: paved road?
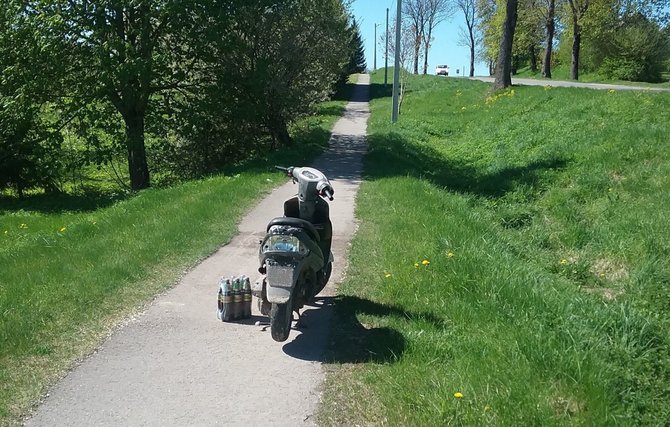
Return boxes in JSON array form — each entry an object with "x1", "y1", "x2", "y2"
[
  {"x1": 470, "y1": 76, "x2": 670, "y2": 92},
  {"x1": 25, "y1": 75, "x2": 371, "y2": 426}
]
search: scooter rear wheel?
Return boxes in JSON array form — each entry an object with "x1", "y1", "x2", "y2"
[{"x1": 270, "y1": 299, "x2": 293, "y2": 342}]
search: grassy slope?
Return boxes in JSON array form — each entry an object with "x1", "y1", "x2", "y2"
[
  {"x1": 319, "y1": 72, "x2": 670, "y2": 425},
  {"x1": 0, "y1": 99, "x2": 347, "y2": 425}
]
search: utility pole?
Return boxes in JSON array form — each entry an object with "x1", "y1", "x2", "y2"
[
  {"x1": 374, "y1": 23, "x2": 379, "y2": 71},
  {"x1": 392, "y1": 0, "x2": 401, "y2": 123},
  {"x1": 385, "y1": 8, "x2": 389, "y2": 86}
]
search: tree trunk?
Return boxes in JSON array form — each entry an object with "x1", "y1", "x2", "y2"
[
  {"x1": 422, "y1": 25, "x2": 433, "y2": 75},
  {"x1": 494, "y1": 0, "x2": 518, "y2": 90},
  {"x1": 124, "y1": 113, "x2": 150, "y2": 191},
  {"x1": 269, "y1": 114, "x2": 292, "y2": 147},
  {"x1": 542, "y1": 0, "x2": 555, "y2": 78},
  {"x1": 489, "y1": 59, "x2": 495, "y2": 76},
  {"x1": 470, "y1": 44, "x2": 475, "y2": 77},
  {"x1": 571, "y1": 21, "x2": 581, "y2": 80},
  {"x1": 529, "y1": 45, "x2": 537, "y2": 72},
  {"x1": 413, "y1": 43, "x2": 420, "y2": 74}
]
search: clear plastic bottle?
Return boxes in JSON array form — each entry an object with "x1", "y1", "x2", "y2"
[
  {"x1": 242, "y1": 276, "x2": 252, "y2": 319},
  {"x1": 218, "y1": 277, "x2": 233, "y2": 321},
  {"x1": 217, "y1": 278, "x2": 225, "y2": 321},
  {"x1": 232, "y1": 276, "x2": 243, "y2": 320}
]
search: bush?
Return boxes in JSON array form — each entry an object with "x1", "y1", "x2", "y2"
[{"x1": 598, "y1": 12, "x2": 669, "y2": 82}]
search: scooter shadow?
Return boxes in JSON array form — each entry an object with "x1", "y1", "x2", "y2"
[
  {"x1": 282, "y1": 295, "x2": 411, "y2": 364},
  {"x1": 281, "y1": 297, "x2": 336, "y2": 362},
  {"x1": 220, "y1": 315, "x2": 267, "y2": 326}
]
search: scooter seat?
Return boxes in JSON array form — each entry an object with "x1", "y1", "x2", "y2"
[{"x1": 267, "y1": 217, "x2": 320, "y2": 243}]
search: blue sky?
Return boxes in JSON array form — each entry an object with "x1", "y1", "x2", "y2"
[{"x1": 349, "y1": 0, "x2": 489, "y2": 76}]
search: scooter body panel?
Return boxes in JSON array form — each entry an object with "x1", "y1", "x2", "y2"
[{"x1": 259, "y1": 225, "x2": 324, "y2": 304}]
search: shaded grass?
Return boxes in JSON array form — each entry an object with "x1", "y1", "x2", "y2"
[
  {"x1": 0, "y1": 97, "x2": 347, "y2": 425},
  {"x1": 319, "y1": 72, "x2": 670, "y2": 425}
]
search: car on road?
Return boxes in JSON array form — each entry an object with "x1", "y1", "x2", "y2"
[{"x1": 435, "y1": 65, "x2": 449, "y2": 76}]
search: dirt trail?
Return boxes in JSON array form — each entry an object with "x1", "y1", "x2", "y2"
[
  {"x1": 470, "y1": 75, "x2": 670, "y2": 91},
  {"x1": 25, "y1": 75, "x2": 370, "y2": 426}
]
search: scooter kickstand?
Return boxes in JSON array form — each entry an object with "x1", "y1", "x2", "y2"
[{"x1": 294, "y1": 310, "x2": 306, "y2": 329}]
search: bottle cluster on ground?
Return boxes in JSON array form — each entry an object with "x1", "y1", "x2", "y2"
[{"x1": 217, "y1": 276, "x2": 252, "y2": 321}]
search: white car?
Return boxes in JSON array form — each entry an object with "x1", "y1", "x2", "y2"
[{"x1": 435, "y1": 65, "x2": 449, "y2": 76}]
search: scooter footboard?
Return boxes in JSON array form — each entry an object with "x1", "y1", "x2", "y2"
[{"x1": 266, "y1": 261, "x2": 299, "y2": 304}]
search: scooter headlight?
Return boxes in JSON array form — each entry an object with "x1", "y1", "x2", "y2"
[{"x1": 263, "y1": 235, "x2": 309, "y2": 254}]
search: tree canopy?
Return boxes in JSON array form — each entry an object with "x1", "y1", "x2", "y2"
[
  {"x1": 478, "y1": 0, "x2": 670, "y2": 81},
  {"x1": 0, "y1": 0, "x2": 354, "y2": 194}
]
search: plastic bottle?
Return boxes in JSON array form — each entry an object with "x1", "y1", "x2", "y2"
[
  {"x1": 217, "y1": 278, "x2": 224, "y2": 321},
  {"x1": 217, "y1": 277, "x2": 233, "y2": 321},
  {"x1": 242, "y1": 276, "x2": 252, "y2": 319},
  {"x1": 232, "y1": 276, "x2": 243, "y2": 320}
]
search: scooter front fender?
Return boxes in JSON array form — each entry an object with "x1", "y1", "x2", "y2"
[{"x1": 267, "y1": 286, "x2": 292, "y2": 304}]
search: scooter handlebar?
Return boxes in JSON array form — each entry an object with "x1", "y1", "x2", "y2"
[
  {"x1": 322, "y1": 187, "x2": 334, "y2": 201},
  {"x1": 274, "y1": 165, "x2": 294, "y2": 177}
]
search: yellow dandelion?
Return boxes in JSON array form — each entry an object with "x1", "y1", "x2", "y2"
[
  {"x1": 414, "y1": 263, "x2": 419, "y2": 268},
  {"x1": 484, "y1": 405, "x2": 491, "y2": 411},
  {"x1": 384, "y1": 272, "x2": 392, "y2": 278},
  {"x1": 3, "y1": 230, "x2": 7, "y2": 235},
  {"x1": 608, "y1": 89, "x2": 615, "y2": 93},
  {"x1": 447, "y1": 251, "x2": 455, "y2": 258},
  {"x1": 509, "y1": 89, "x2": 515, "y2": 96},
  {"x1": 59, "y1": 227, "x2": 66, "y2": 233},
  {"x1": 560, "y1": 259, "x2": 568, "y2": 265},
  {"x1": 422, "y1": 259, "x2": 430, "y2": 266},
  {"x1": 599, "y1": 272, "x2": 606, "y2": 278},
  {"x1": 454, "y1": 392, "x2": 464, "y2": 399},
  {"x1": 19, "y1": 223, "x2": 27, "y2": 229},
  {"x1": 461, "y1": 106, "x2": 466, "y2": 111},
  {"x1": 608, "y1": 187, "x2": 613, "y2": 192}
]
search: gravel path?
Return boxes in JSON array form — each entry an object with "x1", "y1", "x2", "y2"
[
  {"x1": 25, "y1": 74, "x2": 370, "y2": 427},
  {"x1": 470, "y1": 76, "x2": 670, "y2": 92}
]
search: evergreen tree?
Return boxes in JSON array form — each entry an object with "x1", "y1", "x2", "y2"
[
  {"x1": 336, "y1": 17, "x2": 367, "y2": 88},
  {"x1": 349, "y1": 18, "x2": 368, "y2": 73}
]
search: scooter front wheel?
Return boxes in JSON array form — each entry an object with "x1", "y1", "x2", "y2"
[{"x1": 270, "y1": 299, "x2": 293, "y2": 342}]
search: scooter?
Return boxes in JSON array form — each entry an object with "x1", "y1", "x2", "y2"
[{"x1": 253, "y1": 166, "x2": 334, "y2": 342}]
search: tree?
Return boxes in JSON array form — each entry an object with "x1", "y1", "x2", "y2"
[
  {"x1": 477, "y1": 0, "x2": 501, "y2": 74},
  {"x1": 422, "y1": 0, "x2": 454, "y2": 75},
  {"x1": 567, "y1": 0, "x2": 590, "y2": 80},
  {"x1": 494, "y1": 0, "x2": 519, "y2": 89},
  {"x1": 351, "y1": 19, "x2": 368, "y2": 73},
  {"x1": 509, "y1": 0, "x2": 544, "y2": 73},
  {"x1": 403, "y1": 0, "x2": 428, "y2": 74},
  {"x1": 599, "y1": 11, "x2": 670, "y2": 81},
  {"x1": 541, "y1": 0, "x2": 557, "y2": 77},
  {"x1": 1, "y1": 0, "x2": 352, "y2": 193},
  {"x1": 250, "y1": 0, "x2": 349, "y2": 146},
  {"x1": 167, "y1": 0, "x2": 349, "y2": 166},
  {"x1": 27, "y1": 0, "x2": 215, "y2": 191},
  {"x1": 380, "y1": 12, "x2": 416, "y2": 112},
  {"x1": 457, "y1": 0, "x2": 480, "y2": 77},
  {"x1": 0, "y1": 1, "x2": 67, "y2": 196},
  {"x1": 341, "y1": 17, "x2": 367, "y2": 80}
]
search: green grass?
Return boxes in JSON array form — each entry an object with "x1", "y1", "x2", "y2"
[
  {"x1": 515, "y1": 64, "x2": 670, "y2": 88},
  {"x1": 0, "y1": 98, "x2": 346, "y2": 425},
  {"x1": 319, "y1": 72, "x2": 670, "y2": 425}
]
